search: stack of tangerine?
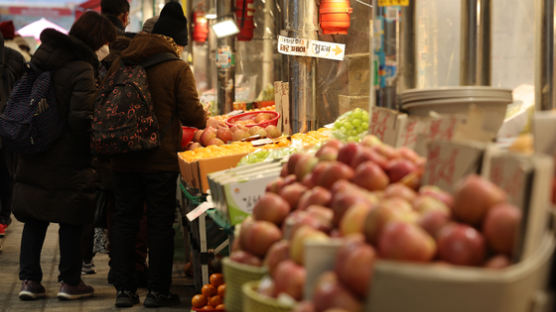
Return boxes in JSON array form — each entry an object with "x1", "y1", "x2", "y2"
[{"x1": 191, "y1": 273, "x2": 226, "y2": 311}]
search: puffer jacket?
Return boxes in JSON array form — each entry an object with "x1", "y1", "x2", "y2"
[
  {"x1": 12, "y1": 29, "x2": 99, "y2": 225},
  {"x1": 110, "y1": 33, "x2": 207, "y2": 172}
]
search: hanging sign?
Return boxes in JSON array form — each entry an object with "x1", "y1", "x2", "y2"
[
  {"x1": 277, "y1": 35, "x2": 346, "y2": 61},
  {"x1": 378, "y1": 0, "x2": 410, "y2": 6}
]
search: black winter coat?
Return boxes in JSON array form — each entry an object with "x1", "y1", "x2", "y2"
[{"x1": 12, "y1": 29, "x2": 99, "y2": 225}]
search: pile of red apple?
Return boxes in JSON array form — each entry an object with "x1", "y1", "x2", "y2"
[
  {"x1": 227, "y1": 136, "x2": 522, "y2": 312},
  {"x1": 188, "y1": 117, "x2": 281, "y2": 149}
]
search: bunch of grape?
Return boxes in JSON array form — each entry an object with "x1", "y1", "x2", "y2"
[{"x1": 332, "y1": 108, "x2": 370, "y2": 142}]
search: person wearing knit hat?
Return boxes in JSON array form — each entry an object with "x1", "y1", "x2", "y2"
[
  {"x1": 152, "y1": 2, "x2": 188, "y2": 46},
  {"x1": 107, "y1": 1, "x2": 206, "y2": 308},
  {"x1": 0, "y1": 21, "x2": 15, "y2": 40}
]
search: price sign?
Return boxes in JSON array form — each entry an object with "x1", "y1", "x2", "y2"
[
  {"x1": 369, "y1": 107, "x2": 405, "y2": 147},
  {"x1": 225, "y1": 175, "x2": 277, "y2": 225},
  {"x1": 378, "y1": 0, "x2": 410, "y2": 6},
  {"x1": 423, "y1": 140, "x2": 486, "y2": 192},
  {"x1": 278, "y1": 35, "x2": 307, "y2": 57}
]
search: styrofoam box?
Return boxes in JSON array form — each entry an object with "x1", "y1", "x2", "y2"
[{"x1": 365, "y1": 233, "x2": 555, "y2": 312}]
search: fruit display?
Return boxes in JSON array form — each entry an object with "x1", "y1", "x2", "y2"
[
  {"x1": 187, "y1": 114, "x2": 282, "y2": 150},
  {"x1": 332, "y1": 108, "x2": 370, "y2": 142},
  {"x1": 226, "y1": 135, "x2": 523, "y2": 311},
  {"x1": 212, "y1": 105, "x2": 277, "y2": 121},
  {"x1": 179, "y1": 141, "x2": 255, "y2": 162},
  {"x1": 191, "y1": 273, "x2": 226, "y2": 311}
]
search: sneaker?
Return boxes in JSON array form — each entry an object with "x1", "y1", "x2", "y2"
[
  {"x1": 143, "y1": 291, "x2": 180, "y2": 308},
  {"x1": 18, "y1": 280, "x2": 46, "y2": 300},
  {"x1": 57, "y1": 280, "x2": 94, "y2": 300},
  {"x1": 0, "y1": 224, "x2": 6, "y2": 238},
  {"x1": 115, "y1": 290, "x2": 140, "y2": 308},
  {"x1": 81, "y1": 261, "x2": 95, "y2": 275}
]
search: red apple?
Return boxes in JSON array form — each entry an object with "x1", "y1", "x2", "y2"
[
  {"x1": 340, "y1": 203, "x2": 374, "y2": 236},
  {"x1": 207, "y1": 138, "x2": 225, "y2": 145},
  {"x1": 273, "y1": 260, "x2": 306, "y2": 301},
  {"x1": 316, "y1": 162, "x2": 355, "y2": 189},
  {"x1": 370, "y1": 144, "x2": 399, "y2": 160},
  {"x1": 266, "y1": 177, "x2": 285, "y2": 194},
  {"x1": 230, "y1": 250, "x2": 262, "y2": 266},
  {"x1": 419, "y1": 185, "x2": 454, "y2": 208},
  {"x1": 437, "y1": 223, "x2": 486, "y2": 266},
  {"x1": 306, "y1": 205, "x2": 333, "y2": 232},
  {"x1": 350, "y1": 148, "x2": 388, "y2": 170},
  {"x1": 378, "y1": 221, "x2": 436, "y2": 262},
  {"x1": 240, "y1": 220, "x2": 283, "y2": 257},
  {"x1": 484, "y1": 254, "x2": 511, "y2": 270},
  {"x1": 290, "y1": 226, "x2": 328, "y2": 265},
  {"x1": 412, "y1": 195, "x2": 450, "y2": 215},
  {"x1": 217, "y1": 126, "x2": 233, "y2": 143},
  {"x1": 321, "y1": 138, "x2": 344, "y2": 150},
  {"x1": 297, "y1": 186, "x2": 332, "y2": 210},
  {"x1": 453, "y1": 175, "x2": 507, "y2": 225},
  {"x1": 295, "y1": 155, "x2": 319, "y2": 181},
  {"x1": 264, "y1": 240, "x2": 290, "y2": 278},
  {"x1": 385, "y1": 158, "x2": 417, "y2": 183},
  {"x1": 200, "y1": 127, "x2": 217, "y2": 146},
  {"x1": 360, "y1": 135, "x2": 382, "y2": 148},
  {"x1": 352, "y1": 161, "x2": 390, "y2": 191},
  {"x1": 309, "y1": 162, "x2": 334, "y2": 187},
  {"x1": 482, "y1": 203, "x2": 521, "y2": 255},
  {"x1": 398, "y1": 146, "x2": 425, "y2": 166},
  {"x1": 257, "y1": 278, "x2": 275, "y2": 298},
  {"x1": 383, "y1": 183, "x2": 417, "y2": 202},
  {"x1": 207, "y1": 117, "x2": 226, "y2": 128},
  {"x1": 330, "y1": 187, "x2": 379, "y2": 227},
  {"x1": 193, "y1": 129, "x2": 203, "y2": 142},
  {"x1": 334, "y1": 235, "x2": 376, "y2": 298},
  {"x1": 231, "y1": 126, "x2": 249, "y2": 141},
  {"x1": 313, "y1": 272, "x2": 363, "y2": 312},
  {"x1": 417, "y1": 210, "x2": 451, "y2": 238},
  {"x1": 363, "y1": 198, "x2": 417, "y2": 244},
  {"x1": 265, "y1": 125, "x2": 281, "y2": 138},
  {"x1": 337, "y1": 142, "x2": 362, "y2": 166},
  {"x1": 282, "y1": 210, "x2": 330, "y2": 240},
  {"x1": 280, "y1": 183, "x2": 308, "y2": 210},
  {"x1": 316, "y1": 146, "x2": 339, "y2": 162},
  {"x1": 287, "y1": 153, "x2": 304, "y2": 175},
  {"x1": 253, "y1": 193, "x2": 291, "y2": 225}
]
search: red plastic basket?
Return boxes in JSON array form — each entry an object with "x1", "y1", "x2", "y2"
[
  {"x1": 225, "y1": 111, "x2": 280, "y2": 128},
  {"x1": 181, "y1": 126, "x2": 198, "y2": 148}
]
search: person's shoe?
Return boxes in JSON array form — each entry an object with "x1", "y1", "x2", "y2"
[
  {"x1": 115, "y1": 290, "x2": 140, "y2": 308},
  {"x1": 0, "y1": 224, "x2": 6, "y2": 238},
  {"x1": 18, "y1": 280, "x2": 46, "y2": 300},
  {"x1": 57, "y1": 280, "x2": 94, "y2": 300},
  {"x1": 81, "y1": 261, "x2": 95, "y2": 275},
  {"x1": 143, "y1": 291, "x2": 180, "y2": 308}
]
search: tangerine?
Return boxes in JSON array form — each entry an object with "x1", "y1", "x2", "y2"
[
  {"x1": 209, "y1": 273, "x2": 224, "y2": 287},
  {"x1": 201, "y1": 284, "x2": 217, "y2": 297},
  {"x1": 191, "y1": 294, "x2": 206, "y2": 308}
]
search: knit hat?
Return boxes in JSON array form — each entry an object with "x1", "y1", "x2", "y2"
[
  {"x1": 142, "y1": 16, "x2": 159, "y2": 33},
  {"x1": 152, "y1": 2, "x2": 188, "y2": 46},
  {"x1": 0, "y1": 21, "x2": 15, "y2": 40}
]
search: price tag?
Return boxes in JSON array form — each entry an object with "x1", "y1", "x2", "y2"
[
  {"x1": 369, "y1": 107, "x2": 405, "y2": 147},
  {"x1": 378, "y1": 0, "x2": 410, "y2": 6},
  {"x1": 225, "y1": 175, "x2": 277, "y2": 225},
  {"x1": 186, "y1": 201, "x2": 212, "y2": 222}
]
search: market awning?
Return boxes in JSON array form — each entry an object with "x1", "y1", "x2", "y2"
[
  {"x1": 17, "y1": 18, "x2": 68, "y2": 41},
  {"x1": 75, "y1": 0, "x2": 101, "y2": 19}
]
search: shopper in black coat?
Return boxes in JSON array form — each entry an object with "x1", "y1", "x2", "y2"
[{"x1": 12, "y1": 12, "x2": 116, "y2": 301}]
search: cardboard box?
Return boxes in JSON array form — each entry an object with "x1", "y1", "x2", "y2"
[{"x1": 178, "y1": 153, "x2": 248, "y2": 193}]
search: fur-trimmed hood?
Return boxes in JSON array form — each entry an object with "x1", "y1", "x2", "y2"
[{"x1": 31, "y1": 28, "x2": 98, "y2": 72}]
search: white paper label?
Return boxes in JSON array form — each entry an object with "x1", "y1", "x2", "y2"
[{"x1": 277, "y1": 35, "x2": 346, "y2": 61}]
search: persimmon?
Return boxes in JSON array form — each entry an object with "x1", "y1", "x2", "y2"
[
  {"x1": 208, "y1": 295, "x2": 222, "y2": 307},
  {"x1": 201, "y1": 284, "x2": 216, "y2": 297},
  {"x1": 191, "y1": 294, "x2": 206, "y2": 308},
  {"x1": 217, "y1": 284, "x2": 226, "y2": 297},
  {"x1": 216, "y1": 304, "x2": 225, "y2": 310},
  {"x1": 209, "y1": 273, "x2": 224, "y2": 287}
]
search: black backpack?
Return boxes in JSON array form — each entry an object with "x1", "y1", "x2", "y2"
[
  {"x1": 91, "y1": 52, "x2": 178, "y2": 156},
  {"x1": 0, "y1": 67, "x2": 64, "y2": 154}
]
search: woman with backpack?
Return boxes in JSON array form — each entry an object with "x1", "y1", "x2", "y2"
[{"x1": 12, "y1": 11, "x2": 116, "y2": 301}]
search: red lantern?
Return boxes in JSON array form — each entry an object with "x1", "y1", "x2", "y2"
[
  {"x1": 236, "y1": 0, "x2": 255, "y2": 41},
  {"x1": 193, "y1": 11, "x2": 208, "y2": 43},
  {"x1": 319, "y1": 0, "x2": 352, "y2": 35}
]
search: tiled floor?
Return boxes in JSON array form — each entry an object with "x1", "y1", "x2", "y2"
[{"x1": 0, "y1": 220, "x2": 195, "y2": 312}]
